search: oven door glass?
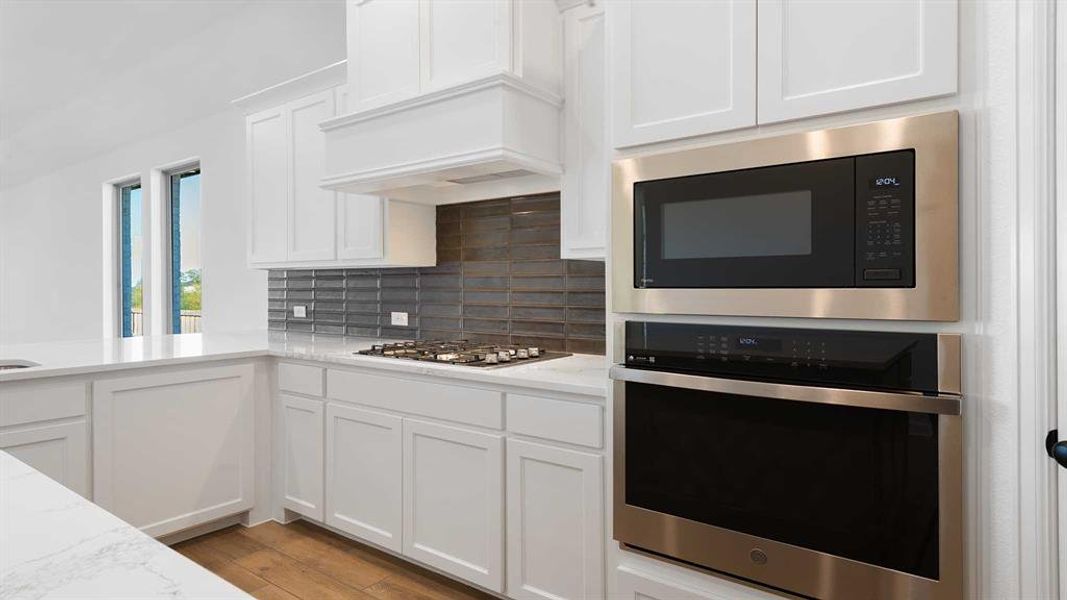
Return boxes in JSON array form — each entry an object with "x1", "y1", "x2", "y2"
[
  {"x1": 634, "y1": 157, "x2": 855, "y2": 288},
  {"x1": 624, "y1": 381, "x2": 939, "y2": 579}
]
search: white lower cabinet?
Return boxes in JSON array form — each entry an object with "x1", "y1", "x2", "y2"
[
  {"x1": 325, "y1": 402, "x2": 402, "y2": 552},
  {"x1": 279, "y1": 394, "x2": 324, "y2": 520},
  {"x1": 403, "y1": 419, "x2": 505, "y2": 592},
  {"x1": 92, "y1": 364, "x2": 255, "y2": 537},
  {"x1": 0, "y1": 420, "x2": 89, "y2": 497},
  {"x1": 506, "y1": 439, "x2": 604, "y2": 600},
  {"x1": 0, "y1": 380, "x2": 89, "y2": 497}
]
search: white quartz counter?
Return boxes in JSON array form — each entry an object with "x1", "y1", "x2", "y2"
[
  {"x1": 0, "y1": 451, "x2": 247, "y2": 599},
  {"x1": 0, "y1": 331, "x2": 608, "y2": 397}
]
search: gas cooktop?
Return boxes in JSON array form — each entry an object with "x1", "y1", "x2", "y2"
[{"x1": 357, "y1": 340, "x2": 570, "y2": 368}]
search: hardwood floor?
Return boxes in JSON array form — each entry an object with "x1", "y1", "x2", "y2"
[{"x1": 173, "y1": 520, "x2": 496, "y2": 600}]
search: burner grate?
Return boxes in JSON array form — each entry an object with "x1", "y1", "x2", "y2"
[{"x1": 357, "y1": 340, "x2": 569, "y2": 368}]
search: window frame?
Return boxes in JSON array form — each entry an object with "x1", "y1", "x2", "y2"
[
  {"x1": 164, "y1": 163, "x2": 202, "y2": 335},
  {"x1": 114, "y1": 179, "x2": 144, "y2": 338}
]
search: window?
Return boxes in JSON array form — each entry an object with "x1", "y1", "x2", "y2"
[
  {"x1": 169, "y1": 168, "x2": 202, "y2": 333},
  {"x1": 118, "y1": 182, "x2": 144, "y2": 337}
]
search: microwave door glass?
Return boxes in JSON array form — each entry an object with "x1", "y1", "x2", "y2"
[
  {"x1": 634, "y1": 156, "x2": 856, "y2": 289},
  {"x1": 660, "y1": 191, "x2": 813, "y2": 260}
]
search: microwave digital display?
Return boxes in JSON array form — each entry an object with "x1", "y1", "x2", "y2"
[{"x1": 869, "y1": 176, "x2": 903, "y2": 188}]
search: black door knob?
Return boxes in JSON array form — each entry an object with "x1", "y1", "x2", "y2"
[{"x1": 1046, "y1": 429, "x2": 1067, "y2": 468}]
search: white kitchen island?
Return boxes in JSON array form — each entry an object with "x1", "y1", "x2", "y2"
[{"x1": 0, "y1": 450, "x2": 247, "y2": 599}]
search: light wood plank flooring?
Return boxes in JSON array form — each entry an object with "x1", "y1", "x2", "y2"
[{"x1": 173, "y1": 520, "x2": 496, "y2": 600}]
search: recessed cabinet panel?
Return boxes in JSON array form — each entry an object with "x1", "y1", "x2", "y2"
[
  {"x1": 403, "y1": 419, "x2": 504, "y2": 592},
  {"x1": 247, "y1": 108, "x2": 288, "y2": 263},
  {"x1": 92, "y1": 365, "x2": 255, "y2": 537},
  {"x1": 348, "y1": 0, "x2": 420, "y2": 111},
  {"x1": 325, "y1": 403, "x2": 402, "y2": 552},
  {"x1": 0, "y1": 421, "x2": 89, "y2": 498},
  {"x1": 288, "y1": 91, "x2": 337, "y2": 261},
  {"x1": 611, "y1": 0, "x2": 756, "y2": 147},
  {"x1": 280, "y1": 394, "x2": 325, "y2": 520},
  {"x1": 506, "y1": 439, "x2": 603, "y2": 600},
  {"x1": 338, "y1": 195, "x2": 384, "y2": 260},
  {"x1": 421, "y1": 0, "x2": 509, "y2": 92},
  {"x1": 757, "y1": 0, "x2": 957, "y2": 123},
  {"x1": 561, "y1": 2, "x2": 607, "y2": 260}
]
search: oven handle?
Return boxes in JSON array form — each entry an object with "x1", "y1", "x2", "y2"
[{"x1": 610, "y1": 366, "x2": 961, "y2": 416}]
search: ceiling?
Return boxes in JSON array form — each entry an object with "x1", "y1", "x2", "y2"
[{"x1": 0, "y1": 0, "x2": 346, "y2": 189}]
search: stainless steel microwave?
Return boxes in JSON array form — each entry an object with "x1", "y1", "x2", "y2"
[{"x1": 612, "y1": 112, "x2": 959, "y2": 321}]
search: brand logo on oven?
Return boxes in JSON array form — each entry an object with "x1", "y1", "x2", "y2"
[{"x1": 638, "y1": 277, "x2": 654, "y2": 287}]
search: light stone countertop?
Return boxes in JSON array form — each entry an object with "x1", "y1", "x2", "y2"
[
  {"x1": 0, "y1": 451, "x2": 248, "y2": 599},
  {"x1": 0, "y1": 331, "x2": 608, "y2": 397}
]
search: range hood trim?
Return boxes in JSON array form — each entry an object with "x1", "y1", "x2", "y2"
[{"x1": 320, "y1": 73, "x2": 562, "y2": 132}]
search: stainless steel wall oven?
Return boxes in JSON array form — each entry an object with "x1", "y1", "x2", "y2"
[
  {"x1": 612, "y1": 322, "x2": 963, "y2": 600},
  {"x1": 612, "y1": 111, "x2": 959, "y2": 321}
]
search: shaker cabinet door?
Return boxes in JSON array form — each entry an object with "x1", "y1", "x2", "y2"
[
  {"x1": 279, "y1": 393, "x2": 325, "y2": 520},
  {"x1": 0, "y1": 420, "x2": 89, "y2": 498},
  {"x1": 561, "y1": 1, "x2": 607, "y2": 260},
  {"x1": 247, "y1": 107, "x2": 288, "y2": 264},
  {"x1": 757, "y1": 0, "x2": 957, "y2": 123},
  {"x1": 325, "y1": 403, "x2": 402, "y2": 552},
  {"x1": 402, "y1": 419, "x2": 504, "y2": 592},
  {"x1": 506, "y1": 439, "x2": 604, "y2": 600},
  {"x1": 287, "y1": 90, "x2": 337, "y2": 262},
  {"x1": 610, "y1": 0, "x2": 756, "y2": 147},
  {"x1": 346, "y1": 0, "x2": 420, "y2": 111}
]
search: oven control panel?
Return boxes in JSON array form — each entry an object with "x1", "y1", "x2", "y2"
[
  {"x1": 855, "y1": 150, "x2": 916, "y2": 288},
  {"x1": 624, "y1": 321, "x2": 939, "y2": 393}
]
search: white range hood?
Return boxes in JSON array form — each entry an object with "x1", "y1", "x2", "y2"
[{"x1": 320, "y1": 0, "x2": 563, "y2": 205}]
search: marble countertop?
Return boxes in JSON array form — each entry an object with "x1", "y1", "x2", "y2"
[
  {"x1": 0, "y1": 331, "x2": 608, "y2": 397},
  {"x1": 0, "y1": 451, "x2": 248, "y2": 599}
]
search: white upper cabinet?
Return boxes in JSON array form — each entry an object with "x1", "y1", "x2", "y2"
[
  {"x1": 288, "y1": 90, "x2": 337, "y2": 262},
  {"x1": 757, "y1": 0, "x2": 957, "y2": 123},
  {"x1": 347, "y1": 0, "x2": 421, "y2": 112},
  {"x1": 608, "y1": 0, "x2": 957, "y2": 145},
  {"x1": 241, "y1": 75, "x2": 435, "y2": 269},
  {"x1": 560, "y1": 1, "x2": 607, "y2": 260},
  {"x1": 247, "y1": 107, "x2": 288, "y2": 264},
  {"x1": 609, "y1": 0, "x2": 757, "y2": 147},
  {"x1": 420, "y1": 0, "x2": 510, "y2": 92}
]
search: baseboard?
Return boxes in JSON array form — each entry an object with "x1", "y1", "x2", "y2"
[{"x1": 158, "y1": 512, "x2": 247, "y2": 546}]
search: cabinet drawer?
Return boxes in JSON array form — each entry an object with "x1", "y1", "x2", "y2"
[
  {"x1": 0, "y1": 381, "x2": 86, "y2": 427},
  {"x1": 327, "y1": 369, "x2": 503, "y2": 429},
  {"x1": 507, "y1": 394, "x2": 602, "y2": 448},
  {"x1": 278, "y1": 362, "x2": 324, "y2": 397}
]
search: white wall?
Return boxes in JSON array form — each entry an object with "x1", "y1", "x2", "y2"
[{"x1": 0, "y1": 107, "x2": 265, "y2": 344}]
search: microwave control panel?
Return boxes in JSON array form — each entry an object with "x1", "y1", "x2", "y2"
[{"x1": 855, "y1": 150, "x2": 916, "y2": 287}]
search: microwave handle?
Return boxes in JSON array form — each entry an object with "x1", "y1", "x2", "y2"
[{"x1": 609, "y1": 365, "x2": 961, "y2": 416}]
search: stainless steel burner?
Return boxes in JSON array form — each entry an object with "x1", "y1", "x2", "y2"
[{"x1": 357, "y1": 340, "x2": 569, "y2": 368}]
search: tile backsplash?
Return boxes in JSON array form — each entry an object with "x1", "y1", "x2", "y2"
[{"x1": 267, "y1": 194, "x2": 606, "y2": 355}]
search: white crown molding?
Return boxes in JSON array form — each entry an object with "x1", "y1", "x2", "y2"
[{"x1": 231, "y1": 60, "x2": 347, "y2": 113}]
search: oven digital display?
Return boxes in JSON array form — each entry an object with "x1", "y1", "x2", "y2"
[{"x1": 732, "y1": 336, "x2": 782, "y2": 352}]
